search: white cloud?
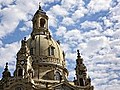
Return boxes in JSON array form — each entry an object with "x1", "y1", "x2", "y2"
[
  {"x1": 66, "y1": 52, "x2": 76, "y2": 61},
  {"x1": 87, "y1": 0, "x2": 112, "y2": 13},
  {"x1": 110, "y1": 39, "x2": 120, "y2": 47},
  {"x1": 103, "y1": 17, "x2": 113, "y2": 28},
  {"x1": 103, "y1": 29, "x2": 114, "y2": 36},
  {"x1": 68, "y1": 70, "x2": 75, "y2": 80},
  {"x1": 49, "y1": 5, "x2": 68, "y2": 17},
  {"x1": 61, "y1": 43, "x2": 71, "y2": 53},
  {"x1": 61, "y1": 29, "x2": 83, "y2": 51},
  {"x1": 0, "y1": 1, "x2": 36, "y2": 38},
  {"x1": 113, "y1": 29, "x2": 120, "y2": 39},
  {"x1": 0, "y1": 6, "x2": 26, "y2": 38},
  {"x1": 81, "y1": 21, "x2": 102, "y2": 31},
  {"x1": 0, "y1": 0, "x2": 13, "y2": 5},
  {"x1": 82, "y1": 36, "x2": 110, "y2": 56},
  {"x1": 72, "y1": 7, "x2": 88, "y2": 20},
  {"x1": 106, "y1": 85, "x2": 120, "y2": 90},
  {"x1": 83, "y1": 30, "x2": 101, "y2": 38},
  {"x1": 19, "y1": 21, "x2": 32, "y2": 32},
  {"x1": 19, "y1": 26, "x2": 27, "y2": 32},
  {"x1": 110, "y1": 2, "x2": 120, "y2": 22},
  {"x1": 56, "y1": 26, "x2": 67, "y2": 36},
  {"x1": 61, "y1": 0, "x2": 85, "y2": 10},
  {"x1": 41, "y1": 0, "x2": 60, "y2": 3},
  {"x1": 0, "y1": 41, "x2": 20, "y2": 68},
  {"x1": 61, "y1": 0, "x2": 77, "y2": 10},
  {"x1": 47, "y1": 11, "x2": 58, "y2": 27},
  {"x1": 62, "y1": 17, "x2": 74, "y2": 26}
]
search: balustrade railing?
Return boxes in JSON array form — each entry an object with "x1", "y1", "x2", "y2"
[{"x1": 32, "y1": 55, "x2": 62, "y2": 65}]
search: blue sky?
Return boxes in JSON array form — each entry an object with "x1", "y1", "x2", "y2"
[{"x1": 0, "y1": 0, "x2": 120, "y2": 90}]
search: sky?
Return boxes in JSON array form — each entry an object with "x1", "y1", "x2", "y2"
[{"x1": 0, "y1": 0, "x2": 120, "y2": 90}]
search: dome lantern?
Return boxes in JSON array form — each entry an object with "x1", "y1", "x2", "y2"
[{"x1": 31, "y1": 3, "x2": 49, "y2": 38}]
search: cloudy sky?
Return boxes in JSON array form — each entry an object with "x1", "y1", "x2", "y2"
[{"x1": 0, "y1": 0, "x2": 120, "y2": 90}]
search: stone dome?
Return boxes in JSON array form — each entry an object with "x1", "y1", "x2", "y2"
[{"x1": 27, "y1": 35, "x2": 65, "y2": 67}]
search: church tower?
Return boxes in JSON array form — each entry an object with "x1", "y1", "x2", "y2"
[
  {"x1": 0, "y1": 4, "x2": 94, "y2": 90},
  {"x1": 73, "y1": 50, "x2": 93, "y2": 90}
]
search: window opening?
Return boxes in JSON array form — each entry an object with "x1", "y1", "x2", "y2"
[
  {"x1": 55, "y1": 72, "x2": 61, "y2": 80},
  {"x1": 40, "y1": 18, "x2": 45, "y2": 27},
  {"x1": 48, "y1": 46, "x2": 55, "y2": 56},
  {"x1": 18, "y1": 69, "x2": 23, "y2": 76}
]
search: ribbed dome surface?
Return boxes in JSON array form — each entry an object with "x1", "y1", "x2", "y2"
[{"x1": 27, "y1": 35, "x2": 64, "y2": 66}]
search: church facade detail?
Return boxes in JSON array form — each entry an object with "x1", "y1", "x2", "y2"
[{"x1": 0, "y1": 5, "x2": 94, "y2": 90}]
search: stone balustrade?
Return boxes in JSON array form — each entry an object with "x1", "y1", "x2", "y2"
[{"x1": 32, "y1": 55, "x2": 62, "y2": 65}]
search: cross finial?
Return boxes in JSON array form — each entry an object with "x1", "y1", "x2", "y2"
[
  {"x1": 39, "y1": 2, "x2": 42, "y2": 10},
  {"x1": 77, "y1": 50, "x2": 80, "y2": 57},
  {"x1": 24, "y1": 37, "x2": 26, "y2": 41},
  {"x1": 5, "y1": 62, "x2": 8, "y2": 71},
  {"x1": 6, "y1": 62, "x2": 8, "y2": 66},
  {"x1": 77, "y1": 50, "x2": 81, "y2": 57}
]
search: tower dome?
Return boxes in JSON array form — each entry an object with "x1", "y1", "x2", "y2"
[
  {"x1": 26, "y1": 4, "x2": 66, "y2": 67},
  {"x1": 25, "y1": 4, "x2": 68, "y2": 80},
  {"x1": 27, "y1": 35, "x2": 65, "y2": 67}
]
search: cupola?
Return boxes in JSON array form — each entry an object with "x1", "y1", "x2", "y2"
[{"x1": 31, "y1": 3, "x2": 49, "y2": 37}]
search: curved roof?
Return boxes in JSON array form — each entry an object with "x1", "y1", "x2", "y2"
[{"x1": 27, "y1": 35, "x2": 64, "y2": 66}]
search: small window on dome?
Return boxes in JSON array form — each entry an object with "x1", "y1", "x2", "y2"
[
  {"x1": 48, "y1": 46, "x2": 55, "y2": 56},
  {"x1": 40, "y1": 18, "x2": 45, "y2": 27}
]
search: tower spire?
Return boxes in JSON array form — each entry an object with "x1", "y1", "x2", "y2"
[
  {"x1": 5, "y1": 62, "x2": 8, "y2": 71},
  {"x1": 74, "y1": 50, "x2": 88, "y2": 86},
  {"x1": 77, "y1": 50, "x2": 81, "y2": 59},
  {"x1": 2, "y1": 62, "x2": 11, "y2": 78}
]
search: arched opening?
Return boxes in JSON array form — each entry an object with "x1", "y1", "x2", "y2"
[
  {"x1": 40, "y1": 18, "x2": 45, "y2": 27},
  {"x1": 18, "y1": 69, "x2": 23, "y2": 76},
  {"x1": 79, "y1": 78, "x2": 85, "y2": 86},
  {"x1": 15, "y1": 87, "x2": 23, "y2": 90},
  {"x1": 55, "y1": 71, "x2": 61, "y2": 80},
  {"x1": 48, "y1": 46, "x2": 55, "y2": 56}
]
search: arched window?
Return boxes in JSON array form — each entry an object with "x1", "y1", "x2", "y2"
[
  {"x1": 40, "y1": 18, "x2": 45, "y2": 27},
  {"x1": 48, "y1": 46, "x2": 55, "y2": 56},
  {"x1": 55, "y1": 72, "x2": 61, "y2": 80},
  {"x1": 15, "y1": 87, "x2": 23, "y2": 90},
  {"x1": 79, "y1": 78, "x2": 85, "y2": 86},
  {"x1": 18, "y1": 69, "x2": 23, "y2": 76}
]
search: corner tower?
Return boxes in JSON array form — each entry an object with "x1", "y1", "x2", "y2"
[{"x1": 74, "y1": 50, "x2": 94, "y2": 90}]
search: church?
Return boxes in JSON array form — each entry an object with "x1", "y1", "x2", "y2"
[{"x1": 0, "y1": 4, "x2": 94, "y2": 90}]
